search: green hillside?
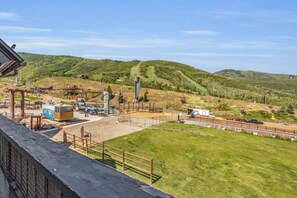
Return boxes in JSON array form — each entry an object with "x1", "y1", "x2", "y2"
[
  {"x1": 18, "y1": 53, "x2": 297, "y2": 106},
  {"x1": 215, "y1": 69, "x2": 297, "y2": 102},
  {"x1": 215, "y1": 69, "x2": 297, "y2": 80}
]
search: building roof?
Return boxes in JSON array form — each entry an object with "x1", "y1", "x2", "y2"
[{"x1": 0, "y1": 39, "x2": 25, "y2": 77}]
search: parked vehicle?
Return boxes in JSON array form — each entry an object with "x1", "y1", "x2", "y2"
[{"x1": 246, "y1": 119, "x2": 264, "y2": 125}]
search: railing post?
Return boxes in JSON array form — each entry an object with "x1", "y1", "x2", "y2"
[
  {"x1": 122, "y1": 150, "x2": 125, "y2": 171},
  {"x1": 73, "y1": 135, "x2": 76, "y2": 148},
  {"x1": 102, "y1": 142, "x2": 105, "y2": 161},
  {"x1": 63, "y1": 131, "x2": 67, "y2": 143},
  {"x1": 81, "y1": 126, "x2": 85, "y2": 147},
  {"x1": 85, "y1": 138, "x2": 88, "y2": 154},
  {"x1": 150, "y1": 159, "x2": 153, "y2": 184}
]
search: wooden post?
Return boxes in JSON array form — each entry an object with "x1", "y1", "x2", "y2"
[
  {"x1": 63, "y1": 131, "x2": 67, "y2": 143},
  {"x1": 81, "y1": 126, "x2": 84, "y2": 138},
  {"x1": 73, "y1": 135, "x2": 76, "y2": 148},
  {"x1": 102, "y1": 142, "x2": 105, "y2": 161},
  {"x1": 20, "y1": 91, "x2": 25, "y2": 119},
  {"x1": 81, "y1": 126, "x2": 84, "y2": 147},
  {"x1": 122, "y1": 150, "x2": 125, "y2": 171},
  {"x1": 150, "y1": 159, "x2": 153, "y2": 184},
  {"x1": 30, "y1": 116, "x2": 33, "y2": 130},
  {"x1": 85, "y1": 138, "x2": 88, "y2": 154},
  {"x1": 10, "y1": 90, "x2": 15, "y2": 120}
]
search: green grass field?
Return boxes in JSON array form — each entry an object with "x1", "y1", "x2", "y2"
[{"x1": 102, "y1": 122, "x2": 297, "y2": 198}]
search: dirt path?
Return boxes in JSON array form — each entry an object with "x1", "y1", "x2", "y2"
[
  {"x1": 263, "y1": 122, "x2": 297, "y2": 130},
  {"x1": 51, "y1": 116, "x2": 144, "y2": 142}
]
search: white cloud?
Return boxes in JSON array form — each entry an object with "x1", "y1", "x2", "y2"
[
  {"x1": 171, "y1": 52, "x2": 280, "y2": 58},
  {"x1": 72, "y1": 30, "x2": 102, "y2": 34},
  {"x1": 10, "y1": 36, "x2": 177, "y2": 50},
  {"x1": 183, "y1": 30, "x2": 219, "y2": 36},
  {"x1": 82, "y1": 54, "x2": 145, "y2": 60},
  {"x1": 218, "y1": 41, "x2": 292, "y2": 50},
  {"x1": 0, "y1": 12, "x2": 18, "y2": 20},
  {"x1": 0, "y1": 26, "x2": 51, "y2": 33},
  {"x1": 212, "y1": 10, "x2": 297, "y2": 24}
]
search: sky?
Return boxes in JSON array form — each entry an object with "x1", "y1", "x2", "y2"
[{"x1": 1, "y1": 0, "x2": 297, "y2": 74}]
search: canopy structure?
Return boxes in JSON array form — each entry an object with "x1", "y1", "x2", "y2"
[{"x1": 0, "y1": 39, "x2": 26, "y2": 77}]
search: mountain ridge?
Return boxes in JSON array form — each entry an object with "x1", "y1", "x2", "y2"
[{"x1": 17, "y1": 52, "x2": 297, "y2": 105}]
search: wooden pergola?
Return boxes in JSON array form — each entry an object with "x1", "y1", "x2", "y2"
[{"x1": 5, "y1": 88, "x2": 27, "y2": 120}]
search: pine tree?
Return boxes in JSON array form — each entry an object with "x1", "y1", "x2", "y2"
[
  {"x1": 143, "y1": 90, "x2": 149, "y2": 102},
  {"x1": 278, "y1": 105, "x2": 288, "y2": 115},
  {"x1": 287, "y1": 104, "x2": 295, "y2": 115},
  {"x1": 118, "y1": 91, "x2": 124, "y2": 104},
  {"x1": 107, "y1": 85, "x2": 115, "y2": 100}
]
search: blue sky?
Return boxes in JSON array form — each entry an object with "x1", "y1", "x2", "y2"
[{"x1": 1, "y1": 0, "x2": 297, "y2": 74}]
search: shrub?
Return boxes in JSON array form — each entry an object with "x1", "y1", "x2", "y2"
[{"x1": 216, "y1": 103, "x2": 231, "y2": 111}]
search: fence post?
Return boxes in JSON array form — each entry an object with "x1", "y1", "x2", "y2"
[
  {"x1": 81, "y1": 126, "x2": 85, "y2": 147},
  {"x1": 63, "y1": 131, "x2": 67, "y2": 143},
  {"x1": 102, "y1": 142, "x2": 105, "y2": 161},
  {"x1": 73, "y1": 135, "x2": 76, "y2": 148},
  {"x1": 122, "y1": 150, "x2": 125, "y2": 171},
  {"x1": 150, "y1": 159, "x2": 153, "y2": 184},
  {"x1": 85, "y1": 138, "x2": 88, "y2": 154}
]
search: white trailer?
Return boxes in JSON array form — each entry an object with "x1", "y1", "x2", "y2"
[{"x1": 188, "y1": 108, "x2": 210, "y2": 117}]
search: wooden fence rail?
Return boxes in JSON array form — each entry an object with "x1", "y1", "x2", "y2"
[
  {"x1": 184, "y1": 115, "x2": 297, "y2": 134},
  {"x1": 63, "y1": 130, "x2": 154, "y2": 184}
]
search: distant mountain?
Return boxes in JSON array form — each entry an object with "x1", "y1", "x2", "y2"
[
  {"x1": 17, "y1": 53, "x2": 297, "y2": 105},
  {"x1": 215, "y1": 69, "x2": 297, "y2": 80},
  {"x1": 215, "y1": 69, "x2": 297, "y2": 103}
]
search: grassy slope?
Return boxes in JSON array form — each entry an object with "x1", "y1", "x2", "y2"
[
  {"x1": 27, "y1": 77, "x2": 296, "y2": 122},
  {"x1": 104, "y1": 123, "x2": 297, "y2": 198},
  {"x1": 215, "y1": 69, "x2": 297, "y2": 97},
  {"x1": 18, "y1": 52, "x2": 297, "y2": 105}
]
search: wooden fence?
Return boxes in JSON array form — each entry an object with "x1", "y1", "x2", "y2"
[
  {"x1": 183, "y1": 115, "x2": 297, "y2": 140},
  {"x1": 63, "y1": 130, "x2": 155, "y2": 184},
  {"x1": 185, "y1": 115, "x2": 297, "y2": 134}
]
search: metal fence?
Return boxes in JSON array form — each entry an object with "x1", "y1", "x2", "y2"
[{"x1": 119, "y1": 114, "x2": 177, "y2": 128}]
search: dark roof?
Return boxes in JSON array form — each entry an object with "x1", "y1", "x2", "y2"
[{"x1": 0, "y1": 39, "x2": 25, "y2": 77}]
